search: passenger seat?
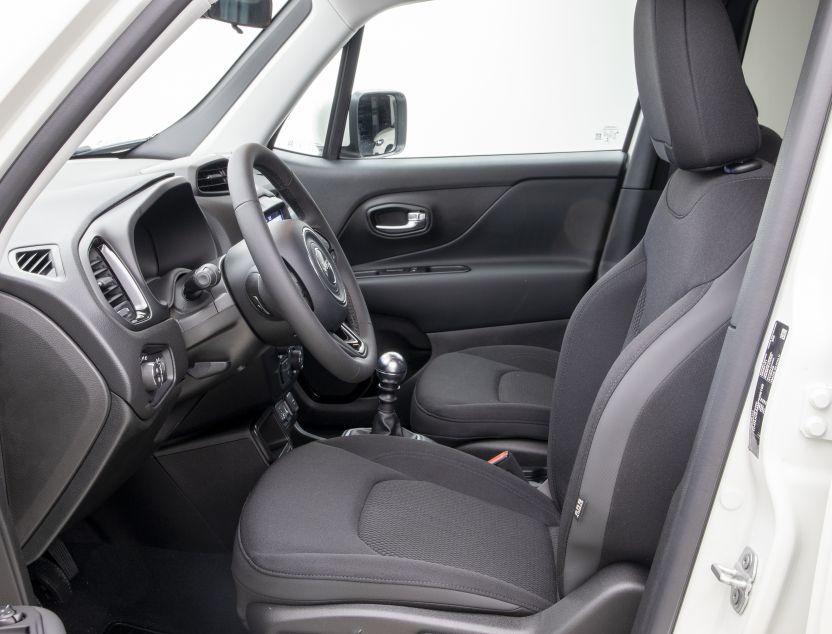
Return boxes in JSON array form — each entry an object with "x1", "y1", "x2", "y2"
[{"x1": 411, "y1": 124, "x2": 782, "y2": 444}]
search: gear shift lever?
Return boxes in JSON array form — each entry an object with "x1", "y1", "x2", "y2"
[
  {"x1": 371, "y1": 352, "x2": 407, "y2": 435},
  {"x1": 341, "y1": 352, "x2": 431, "y2": 440}
]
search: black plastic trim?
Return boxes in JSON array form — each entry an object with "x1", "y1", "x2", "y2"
[
  {"x1": 725, "y1": 0, "x2": 761, "y2": 59},
  {"x1": 322, "y1": 29, "x2": 364, "y2": 160}
]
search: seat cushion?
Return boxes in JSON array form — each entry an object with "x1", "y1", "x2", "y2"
[
  {"x1": 233, "y1": 435, "x2": 559, "y2": 617},
  {"x1": 411, "y1": 345, "x2": 558, "y2": 442}
]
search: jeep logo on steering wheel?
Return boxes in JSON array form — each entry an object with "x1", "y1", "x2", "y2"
[
  {"x1": 303, "y1": 228, "x2": 347, "y2": 305},
  {"x1": 313, "y1": 245, "x2": 337, "y2": 286}
]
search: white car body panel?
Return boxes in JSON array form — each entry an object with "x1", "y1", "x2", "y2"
[{"x1": 675, "y1": 119, "x2": 832, "y2": 633}]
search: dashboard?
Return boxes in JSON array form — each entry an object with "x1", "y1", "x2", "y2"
[{"x1": 0, "y1": 156, "x2": 289, "y2": 561}]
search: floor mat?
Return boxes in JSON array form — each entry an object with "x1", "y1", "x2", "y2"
[{"x1": 44, "y1": 543, "x2": 246, "y2": 634}]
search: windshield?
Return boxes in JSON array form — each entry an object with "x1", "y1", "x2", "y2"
[{"x1": 76, "y1": 5, "x2": 286, "y2": 155}]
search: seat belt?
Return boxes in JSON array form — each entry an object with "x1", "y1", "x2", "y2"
[{"x1": 486, "y1": 451, "x2": 526, "y2": 479}]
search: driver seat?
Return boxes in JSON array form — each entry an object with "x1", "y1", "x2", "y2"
[{"x1": 233, "y1": 0, "x2": 773, "y2": 630}]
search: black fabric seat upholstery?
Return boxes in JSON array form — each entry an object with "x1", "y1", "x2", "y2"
[
  {"x1": 409, "y1": 134, "x2": 780, "y2": 450},
  {"x1": 234, "y1": 0, "x2": 777, "y2": 628},
  {"x1": 233, "y1": 435, "x2": 559, "y2": 616},
  {"x1": 411, "y1": 345, "x2": 558, "y2": 441}
]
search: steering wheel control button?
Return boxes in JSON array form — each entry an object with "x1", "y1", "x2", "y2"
[{"x1": 141, "y1": 355, "x2": 167, "y2": 392}]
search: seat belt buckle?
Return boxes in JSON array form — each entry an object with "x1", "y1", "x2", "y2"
[{"x1": 487, "y1": 450, "x2": 526, "y2": 479}]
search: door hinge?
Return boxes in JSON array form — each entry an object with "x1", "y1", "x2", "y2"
[{"x1": 710, "y1": 546, "x2": 757, "y2": 614}]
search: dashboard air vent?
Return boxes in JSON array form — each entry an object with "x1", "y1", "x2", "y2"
[
  {"x1": 12, "y1": 246, "x2": 60, "y2": 277},
  {"x1": 88, "y1": 241, "x2": 150, "y2": 325},
  {"x1": 196, "y1": 161, "x2": 229, "y2": 195}
]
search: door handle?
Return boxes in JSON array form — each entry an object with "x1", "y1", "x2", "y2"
[
  {"x1": 367, "y1": 204, "x2": 431, "y2": 237},
  {"x1": 375, "y1": 211, "x2": 427, "y2": 234}
]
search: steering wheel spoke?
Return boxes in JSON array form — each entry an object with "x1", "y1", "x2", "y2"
[{"x1": 331, "y1": 322, "x2": 368, "y2": 357}]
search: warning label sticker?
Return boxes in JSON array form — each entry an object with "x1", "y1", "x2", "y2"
[{"x1": 749, "y1": 321, "x2": 789, "y2": 457}]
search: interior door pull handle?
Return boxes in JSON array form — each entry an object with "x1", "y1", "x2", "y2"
[{"x1": 375, "y1": 211, "x2": 426, "y2": 233}]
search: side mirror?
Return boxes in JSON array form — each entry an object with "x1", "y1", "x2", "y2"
[
  {"x1": 344, "y1": 92, "x2": 407, "y2": 158},
  {"x1": 203, "y1": 0, "x2": 273, "y2": 29}
]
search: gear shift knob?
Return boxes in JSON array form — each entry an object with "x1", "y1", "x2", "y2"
[
  {"x1": 376, "y1": 351, "x2": 407, "y2": 386},
  {"x1": 370, "y1": 351, "x2": 406, "y2": 436},
  {"x1": 341, "y1": 350, "x2": 429, "y2": 441}
]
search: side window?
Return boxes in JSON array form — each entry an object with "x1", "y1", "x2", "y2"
[
  {"x1": 350, "y1": 0, "x2": 638, "y2": 158},
  {"x1": 274, "y1": 52, "x2": 342, "y2": 156}
]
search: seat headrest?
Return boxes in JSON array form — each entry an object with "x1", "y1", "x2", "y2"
[{"x1": 634, "y1": 0, "x2": 761, "y2": 170}]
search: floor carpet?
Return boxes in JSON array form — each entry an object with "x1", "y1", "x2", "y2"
[{"x1": 43, "y1": 543, "x2": 246, "y2": 634}]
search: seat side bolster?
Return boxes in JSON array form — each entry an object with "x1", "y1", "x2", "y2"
[{"x1": 558, "y1": 249, "x2": 751, "y2": 595}]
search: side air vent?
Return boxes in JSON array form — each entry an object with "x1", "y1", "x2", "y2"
[
  {"x1": 11, "y1": 246, "x2": 61, "y2": 278},
  {"x1": 196, "y1": 161, "x2": 229, "y2": 195},
  {"x1": 88, "y1": 241, "x2": 150, "y2": 325}
]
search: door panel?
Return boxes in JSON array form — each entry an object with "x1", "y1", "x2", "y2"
[
  {"x1": 280, "y1": 150, "x2": 626, "y2": 430},
  {"x1": 281, "y1": 150, "x2": 624, "y2": 231},
  {"x1": 283, "y1": 151, "x2": 624, "y2": 334}
]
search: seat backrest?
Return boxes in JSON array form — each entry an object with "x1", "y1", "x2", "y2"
[{"x1": 549, "y1": 0, "x2": 774, "y2": 597}]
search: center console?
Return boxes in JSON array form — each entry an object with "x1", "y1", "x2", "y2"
[
  {"x1": 146, "y1": 346, "x2": 305, "y2": 548},
  {"x1": 251, "y1": 346, "x2": 304, "y2": 461}
]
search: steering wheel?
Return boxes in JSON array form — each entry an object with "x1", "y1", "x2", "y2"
[{"x1": 227, "y1": 143, "x2": 376, "y2": 383}]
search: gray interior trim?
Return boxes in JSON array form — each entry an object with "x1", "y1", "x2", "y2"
[
  {"x1": 563, "y1": 249, "x2": 751, "y2": 593},
  {"x1": 0, "y1": 293, "x2": 111, "y2": 546},
  {"x1": 234, "y1": 566, "x2": 531, "y2": 615},
  {"x1": 244, "y1": 564, "x2": 647, "y2": 634},
  {"x1": 0, "y1": 0, "x2": 191, "y2": 230},
  {"x1": 634, "y1": 0, "x2": 832, "y2": 630},
  {"x1": 131, "y1": 0, "x2": 312, "y2": 159}
]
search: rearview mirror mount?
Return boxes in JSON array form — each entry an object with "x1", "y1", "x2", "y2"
[{"x1": 203, "y1": 0, "x2": 273, "y2": 29}]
